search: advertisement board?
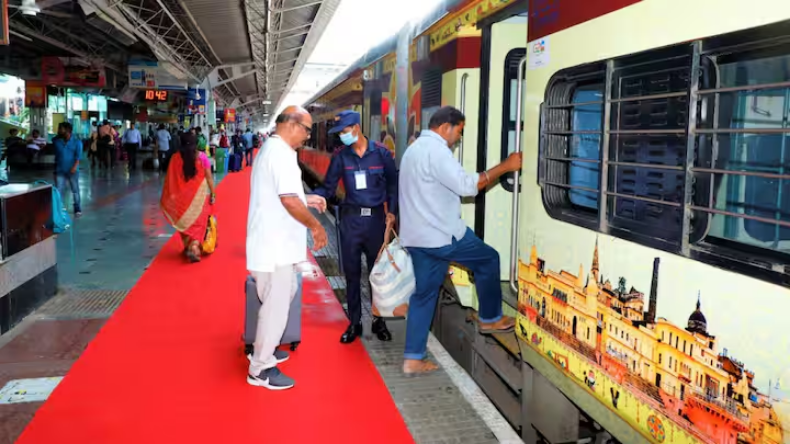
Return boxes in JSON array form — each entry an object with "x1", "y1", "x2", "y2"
[
  {"x1": 41, "y1": 57, "x2": 106, "y2": 88},
  {"x1": 186, "y1": 89, "x2": 206, "y2": 115}
]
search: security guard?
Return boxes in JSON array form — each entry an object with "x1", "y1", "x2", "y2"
[{"x1": 314, "y1": 110, "x2": 398, "y2": 344}]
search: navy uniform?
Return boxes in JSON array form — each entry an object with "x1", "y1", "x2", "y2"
[{"x1": 314, "y1": 110, "x2": 398, "y2": 344}]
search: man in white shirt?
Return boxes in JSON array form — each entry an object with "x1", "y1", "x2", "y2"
[
  {"x1": 155, "y1": 124, "x2": 172, "y2": 172},
  {"x1": 398, "y1": 106, "x2": 522, "y2": 375},
  {"x1": 246, "y1": 105, "x2": 328, "y2": 390}
]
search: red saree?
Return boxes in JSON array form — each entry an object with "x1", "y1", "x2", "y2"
[{"x1": 160, "y1": 151, "x2": 212, "y2": 243}]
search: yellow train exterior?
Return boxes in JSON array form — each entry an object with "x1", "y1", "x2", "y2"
[
  {"x1": 518, "y1": 1, "x2": 790, "y2": 443},
  {"x1": 302, "y1": 0, "x2": 790, "y2": 443}
]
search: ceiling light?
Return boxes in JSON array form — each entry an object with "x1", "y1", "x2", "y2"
[
  {"x1": 262, "y1": 100, "x2": 272, "y2": 105},
  {"x1": 20, "y1": 0, "x2": 40, "y2": 15}
]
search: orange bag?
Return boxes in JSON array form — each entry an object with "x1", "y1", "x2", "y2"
[{"x1": 202, "y1": 215, "x2": 217, "y2": 254}]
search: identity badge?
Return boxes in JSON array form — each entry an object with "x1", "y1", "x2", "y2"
[{"x1": 354, "y1": 170, "x2": 367, "y2": 190}]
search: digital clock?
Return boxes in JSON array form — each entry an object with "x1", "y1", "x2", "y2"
[{"x1": 144, "y1": 90, "x2": 168, "y2": 102}]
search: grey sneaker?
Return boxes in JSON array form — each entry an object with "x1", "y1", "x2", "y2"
[
  {"x1": 247, "y1": 366, "x2": 294, "y2": 390},
  {"x1": 247, "y1": 348, "x2": 289, "y2": 364}
]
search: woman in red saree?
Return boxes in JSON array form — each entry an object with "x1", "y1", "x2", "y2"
[{"x1": 160, "y1": 132, "x2": 216, "y2": 262}]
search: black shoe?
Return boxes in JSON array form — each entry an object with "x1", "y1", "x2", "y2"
[
  {"x1": 340, "y1": 324, "x2": 362, "y2": 344},
  {"x1": 372, "y1": 317, "x2": 392, "y2": 342}
]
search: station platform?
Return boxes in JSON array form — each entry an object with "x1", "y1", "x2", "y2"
[{"x1": 0, "y1": 161, "x2": 516, "y2": 443}]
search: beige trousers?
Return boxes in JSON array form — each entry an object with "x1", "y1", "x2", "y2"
[{"x1": 248, "y1": 265, "x2": 297, "y2": 376}]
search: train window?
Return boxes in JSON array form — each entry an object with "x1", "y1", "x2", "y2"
[
  {"x1": 568, "y1": 85, "x2": 603, "y2": 209},
  {"x1": 500, "y1": 48, "x2": 527, "y2": 192},
  {"x1": 606, "y1": 54, "x2": 695, "y2": 247},
  {"x1": 540, "y1": 27, "x2": 790, "y2": 283},
  {"x1": 539, "y1": 62, "x2": 606, "y2": 231},
  {"x1": 697, "y1": 51, "x2": 790, "y2": 259}
]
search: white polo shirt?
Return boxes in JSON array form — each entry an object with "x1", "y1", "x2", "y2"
[{"x1": 246, "y1": 135, "x2": 307, "y2": 272}]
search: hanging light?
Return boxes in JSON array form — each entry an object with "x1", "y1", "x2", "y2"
[{"x1": 20, "y1": 0, "x2": 40, "y2": 16}]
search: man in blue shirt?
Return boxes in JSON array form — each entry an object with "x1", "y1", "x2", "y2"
[
  {"x1": 242, "y1": 128, "x2": 254, "y2": 167},
  {"x1": 122, "y1": 123, "x2": 142, "y2": 171},
  {"x1": 313, "y1": 110, "x2": 398, "y2": 344},
  {"x1": 53, "y1": 122, "x2": 83, "y2": 216},
  {"x1": 398, "y1": 106, "x2": 522, "y2": 375}
]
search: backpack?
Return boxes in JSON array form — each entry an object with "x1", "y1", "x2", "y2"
[{"x1": 35, "y1": 180, "x2": 71, "y2": 234}]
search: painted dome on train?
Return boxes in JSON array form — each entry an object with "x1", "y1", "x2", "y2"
[{"x1": 687, "y1": 292, "x2": 708, "y2": 335}]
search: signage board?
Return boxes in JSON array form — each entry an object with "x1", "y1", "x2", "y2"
[
  {"x1": 527, "y1": 0, "x2": 642, "y2": 42},
  {"x1": 25, "y1": 80, "x2": 46, "y2": 108},
  {"x1": 128, "y1": 60, "x2": 187, "y2": 90},
  {"x1": 223, "y1": 108, "x2": 236, "y2": 123},
  {"x1": 186, "y1": 88, "x2": 206, "y2": 115},
  {"x1": 41, "y1": 57, "x2": 106, "y2": 88}
]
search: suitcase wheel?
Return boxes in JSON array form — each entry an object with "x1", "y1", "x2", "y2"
[
  {"x1": 244, "y1": 344, "x2": 254, "y2": 355},
  {"x1": 290, "y1": 342, "x2": 300, "y2": 351}
]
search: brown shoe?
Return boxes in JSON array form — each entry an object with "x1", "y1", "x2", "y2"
[
  {"x1": 403, "y1": 359, "x2": 439, "y2": 377},
  {"x1": 478, "y1": 315, "x2": 516, "y2": 335}
]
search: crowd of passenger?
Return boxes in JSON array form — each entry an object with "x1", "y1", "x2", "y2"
[
  {"x1": 0, "y1": 121, "x2": 265, "y2": 222},
  {"x1": 244, "y1": 105, "x2": 523, "y2": 389}
]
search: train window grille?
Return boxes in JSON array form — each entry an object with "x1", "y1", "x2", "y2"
[{"x1": 538, "y1": 25, "x2": 790, "y2": 282}]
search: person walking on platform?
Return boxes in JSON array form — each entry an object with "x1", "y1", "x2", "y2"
[
  {"x1": 313, "y1": 110, "x2": 398, "y2": 344},
  {"x1": 53, "y1": 122, "x2": 82, "y2": 217},
  {"x1": 160, "y1": 129, "x2": 216, "y2": 263},
  {"x1": 398, "y1": 106, "x2": 523, "y2": 375},
  {"x1": 246, "y1": 105, "x2": 328, "y2": 390},
  {"x1": 242, "y1": 128, "x2": 255, "y2": 167},
  {"x1": 122, "y1": 123, "x2": 142, "y2": 171}
]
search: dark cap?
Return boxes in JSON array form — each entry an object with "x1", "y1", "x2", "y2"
[{"x1": 328, "y1": 110, "x2": 360, "y2": 134}]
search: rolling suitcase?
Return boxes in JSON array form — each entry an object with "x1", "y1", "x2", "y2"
[
  {"x1": 243, "y1": 272, "x2": 302, "y2": 356},
  {"x1": 228, "y1": 153, "x2": 242, "y2": 172}
]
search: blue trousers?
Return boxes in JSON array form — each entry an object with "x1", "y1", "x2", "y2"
[
  {"x1": 404, "y1": 228, "x2": 503, "y2": 360},
  {"x1": 55, "y1": 171, "x2": 81, "y2": 213},
  {"x1": 340, "y1": 211, "x2": 386, "y2": 325}
]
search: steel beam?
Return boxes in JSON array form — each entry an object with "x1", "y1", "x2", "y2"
[
  {"x1": 271, "y1": 0, "x2": 322, "y2": 13},
  {"x1": 212, "y1": 69, "x2": 257, "y2": 88}
]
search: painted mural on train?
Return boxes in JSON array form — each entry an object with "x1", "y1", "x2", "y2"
[{"x1": 516, "y1": 239, "x2": 789, "y2": 444}]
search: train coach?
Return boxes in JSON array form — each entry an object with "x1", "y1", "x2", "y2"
[{"x1": 300, "y1": 1, "x2": 790, "y2": 443}]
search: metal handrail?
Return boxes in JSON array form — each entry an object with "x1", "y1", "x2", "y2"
[
  {"x1": 509, "y1": 57, "x2": 526, "y2": 293},
  {"x1": 459, "y1": 73, "x2": 469, "y2": 163}
]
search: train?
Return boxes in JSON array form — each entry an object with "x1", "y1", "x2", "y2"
[{"x1": 299, "y1": 0, "x2": 790, "y2": 443}]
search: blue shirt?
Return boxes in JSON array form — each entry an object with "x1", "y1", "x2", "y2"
[
  {"x1": 243, "y1": 133, "x2": 254, "y2": 149},
  {"x1": 123, "y1": 128, "x2": 141, "y2": 145},
  {"x1": 314, "y1": 139, "x2": 398, "y2": 214},
  {"x1": 398, "y1": 130, "x2": 478, "y2": 248},
  {"x1": 54, "y1": 135, "x2": 83, "y2": 175}
]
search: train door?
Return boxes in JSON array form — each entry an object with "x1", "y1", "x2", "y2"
[{"x1": 476, "y1": 12, "x2": 527, "y2": 292}]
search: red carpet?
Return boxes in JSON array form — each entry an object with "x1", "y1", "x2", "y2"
[{"x1": 17, "y1": 163, "x2": 414, "y2": 444}]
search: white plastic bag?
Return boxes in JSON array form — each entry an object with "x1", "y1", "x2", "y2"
[{"x1": 370, "y1": 227, "x2": 414, "y2": 318}]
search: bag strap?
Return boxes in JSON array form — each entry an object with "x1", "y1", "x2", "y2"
[{"x1": 375, "y1": 223, "x2": 402, "y2": 273}]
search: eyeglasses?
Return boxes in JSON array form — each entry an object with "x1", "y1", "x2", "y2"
[{"x1": 297, "y1": 122, "x2": 312, "y2": 134}]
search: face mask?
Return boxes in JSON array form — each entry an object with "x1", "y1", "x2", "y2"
[{"x1": 339, "y1": 130, "x2": 358, "y2": 146}]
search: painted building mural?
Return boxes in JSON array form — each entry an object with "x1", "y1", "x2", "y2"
[{"x1": 516, "y1": 240, "x2": 788, "y2": 444}]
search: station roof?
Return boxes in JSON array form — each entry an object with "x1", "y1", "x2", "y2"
[{"x1": 5, "y1": 0, "x2": 340, "y2": 124}]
